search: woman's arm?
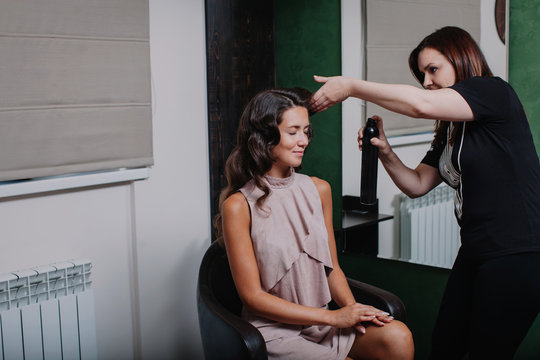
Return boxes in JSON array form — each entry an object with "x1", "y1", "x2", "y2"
[
  {"x1": 358, "y1": 116, "x2": 442, "y2": 198},
  {"x1": 312, "y1": 177, "x2": 393, "y2": 332},
  {"x1": 310, "y1": 76, "x2": 474, "y2": 122},
  {"x1": 222, "y1": 192, "x2": 382, "y2": 329},
  {"x1": 311, "y1": 177, "x2": 355, "y2": 308}
]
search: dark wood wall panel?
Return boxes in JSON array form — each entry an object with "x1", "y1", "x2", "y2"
[{"x1": 205, "y1": 0, "x2": 275, "y2": 235}]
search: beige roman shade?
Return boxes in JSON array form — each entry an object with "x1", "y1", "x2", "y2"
[
  {"x1": 0, "y1": 0, "x2": 152, "y2": 181},
  {"x1": 365, "y1": 0, "x2": 480, "y2": 137}
]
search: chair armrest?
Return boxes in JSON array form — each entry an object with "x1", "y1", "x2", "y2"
[
  {"x1": 346, "y1": 277, "x2": 407, "y2": 322},
  {"x1": 197, "y1": 283, "x2": 268, "y2": 360}
]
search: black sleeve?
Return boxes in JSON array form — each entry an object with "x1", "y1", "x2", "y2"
[
  {"x1": 450, "y1": 76, "x2": 510, "y2": 124},
  {"x1": 421, "y1": 136, "x2": 443, "y2": 168}
]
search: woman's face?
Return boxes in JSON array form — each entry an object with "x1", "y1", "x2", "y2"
[
  {"x1": 269, "y1": 106, "x2": 310, "y2": 177},
  {"x1": 417, "y1": 47, "x2": 457, "y2": 89}
]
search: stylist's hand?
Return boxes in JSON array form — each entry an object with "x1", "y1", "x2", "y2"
[
  {"x1": 330, "y1": 302, "x2": 393, "y2": 335},
  {"x1": 358, "y1": 115, "x2": 392, "y2": 157},
  {"x1": 310, "y1": 75, "x2": 351, "y2": 113}
]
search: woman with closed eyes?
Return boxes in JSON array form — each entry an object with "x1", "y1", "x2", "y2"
[{"x1": 215, "y1": 87, "x2": 414, "y2": 359}]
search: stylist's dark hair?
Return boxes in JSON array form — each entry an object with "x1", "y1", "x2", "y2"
[
  {"x1": 214, "y1": 87, "x2": 313, "y2": 245},
  {"x1": 409, "y1": 26, "x2": 492, "y2": 84},
  {"x1": 409, "y1": 26, "x2": 493, "y2": 144}
]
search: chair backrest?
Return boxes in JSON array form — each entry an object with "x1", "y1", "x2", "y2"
[
  {"x1": 203, "y1": 241, "x2": 243, "y2": 315},
  {"x1": 197, "y1": 241, "x2": 267, "y2": 360}
]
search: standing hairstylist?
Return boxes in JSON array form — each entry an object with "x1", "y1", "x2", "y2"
[{"x1": 310, "y1": 26, "x2": 540, "y2": 359}]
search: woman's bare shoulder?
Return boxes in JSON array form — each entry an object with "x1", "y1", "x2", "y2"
[
  {"x1": 222, "y1": 192, "x2": 249, "y2": 215},
  {"x1": 310, "y1": 176, "x2": 331, "y2": 197}
]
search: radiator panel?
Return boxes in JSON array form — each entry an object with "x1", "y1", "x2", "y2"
[
  {"x1": 400, "y1": 185, "x2": 460, "y2": 269},
  {"x1": 78, "y1": 291, "x2": 98, "y2": 360},
  {"x1": 41, "y1": 299, "x2": 62, "y2": 360},
  {"x1": 1, "y1": 309, "x2": 24, "y2": 360},
  {"x1": 60, "y1": 295, "x2": 80, "y2": 360},
  {"x1": 0, "y1": 260, "x2": 96, "y2": 360},
  {"x1": 0, "y1": 315, "x2": 3, "y2": 359},
  {"x1": 21, "y1": 303, "x2": 43, "y2": 360}
]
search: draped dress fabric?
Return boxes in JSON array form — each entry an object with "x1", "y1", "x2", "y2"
[{"x1": 239, "y1": 170, "x2": 356, "y2": 360}]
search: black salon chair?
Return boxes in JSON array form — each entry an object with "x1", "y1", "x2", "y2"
[{"x1": 197, "y1": 241, "x2": 407, "y2": 360}]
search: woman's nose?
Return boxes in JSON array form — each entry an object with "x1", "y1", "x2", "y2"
[
  {"x1": 298, "y1": 133, "x2": 308, "y2": 146},
  {"x1": 423, "y1": 74, "x2": 432, "y2": 88}
]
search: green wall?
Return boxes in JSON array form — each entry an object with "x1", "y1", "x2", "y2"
[
  {"x1": 507, "y1": 1, "x2": 540, "y2": 357},
  {"x1": 509, "y1": 0, "x2": 540, "y2": 155},
  {"x1": 274, "y1": 0, "x2": 342, "y2": 229}
]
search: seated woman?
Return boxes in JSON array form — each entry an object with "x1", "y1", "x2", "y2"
[{"x1": 215, "y1": 87, "x2": 414, "y2": 360}]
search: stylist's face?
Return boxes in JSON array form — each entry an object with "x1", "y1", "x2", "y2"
[{"x1": 417, "y1": 47, "x2": 456, "y2": 90}]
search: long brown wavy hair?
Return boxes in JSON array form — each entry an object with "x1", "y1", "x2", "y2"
[
  {"x1": 214, "y1": 87, "x2": 313, "y2": 245},
  {"x1": 408, "y1": 26, "x2": 493, "y2": 145}
]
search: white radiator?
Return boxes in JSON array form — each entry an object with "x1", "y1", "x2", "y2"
[
  {"x1": 0, "y1": 260, "x2": 97, "y2": 360},
  {"x1": 400, "y1": 185, "x2": 460, "y2": 269}
]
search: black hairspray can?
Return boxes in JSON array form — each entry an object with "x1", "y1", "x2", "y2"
[{"x1": 360, "y1": 118, "x2": 379, "y2": 206}]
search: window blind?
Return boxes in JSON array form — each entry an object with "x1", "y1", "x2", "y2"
[
  {"x1": 0, "y1": 0, "x2": 152, "y2": 181},
  {"x1": 365, "y1": 0, "x2": 480, "y2": 137}
]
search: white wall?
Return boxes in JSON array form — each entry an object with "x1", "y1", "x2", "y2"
[
  {"x1": 0, "y1": 185, "x2": 138, "y2": 359},
  {"x1": 0, "y1": 0, "x2": 209, "y2": 359},
  {"x1": 135, "y1": 0, "x2": 209, "y2": 358}
]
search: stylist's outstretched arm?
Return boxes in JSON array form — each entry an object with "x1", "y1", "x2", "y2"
[{"x1": 310, "y1": 74, "x2": 472, "y2": 121}]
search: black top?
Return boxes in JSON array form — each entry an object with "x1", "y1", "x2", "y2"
[{"x1": 421, "y1": 76, "x2": 540, "y2": 260}]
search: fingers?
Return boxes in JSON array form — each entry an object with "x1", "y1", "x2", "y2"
[
  {"x1": 370, "y1": 136, "x2": 385, "y2": 148},
  {"x1": 357, "y1": 128, "x2": 365, "y2": 149},
  {"x1": 372, "y1": 313, "x2": 394, "y2": 325},
  {"x1": 309, "y1": 75, "x2": 329, "y2": 112},
  {"x1": 311, "y1": 100, "x2": 328, "y2": 113},
  {"x1": 355, "y1": 315, "x2": 393, "y2": 334},
  {"x1": 358, "y1": 313, "x2": 378, "y2": 322},
  {"x1": 313, "y1": 75, "x2": 329, "y2": 84},
  {"x1": 309, "y1": 93, "x2": 326, "y2": 113},
  {"x1": 333, "y1": 303, "x2": 394, "y2": 332},
  {"x1": 310, "y1": 103, "x2": 328, "y2": 114},
  {"x1": 358, "y1": 118, "x2": 390, "y2": 152},
  {"x1": 371, "y1": 115, "x2": 386, "y2": 135},
  {"x1": 355, "y1": 313, "x2": 394, "y2": 334},
  {"x1": 357, "y1": 306, "x2": 390, "y2": 321},
  {"x1": 355, "y1": 324, "x2": 366, "y2": 334}
]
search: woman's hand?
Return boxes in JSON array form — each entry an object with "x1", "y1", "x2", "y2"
[
  {"x1": 358, "y1": 115, "x2": 392, "y2": 158},
  {"x1": 310, "y1": 75, "x2": 351, "y2": 113},
  {"x1": 331, "y1": 302, "x2": 394, "y2": 334}
]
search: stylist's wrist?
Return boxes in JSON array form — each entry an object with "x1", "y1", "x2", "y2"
[
  {"x1": 341, "y1": 77, "x2": 353, "y2": 99},
  {"x1": 378, "y1": 146, "x2": 396, "y2": 162}
]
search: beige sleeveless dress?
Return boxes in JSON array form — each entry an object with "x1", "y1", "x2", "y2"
[{"x1": 239, "y1": 170, "x2": 355, "y2": 360}]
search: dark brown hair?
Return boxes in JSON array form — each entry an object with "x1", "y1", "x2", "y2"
[
  {"x1": 409, "y1": 26, "x2": 493, "y2": 144},
  {"x1": 214, "y1": 87, "x2": 313, "y2": 245}
]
